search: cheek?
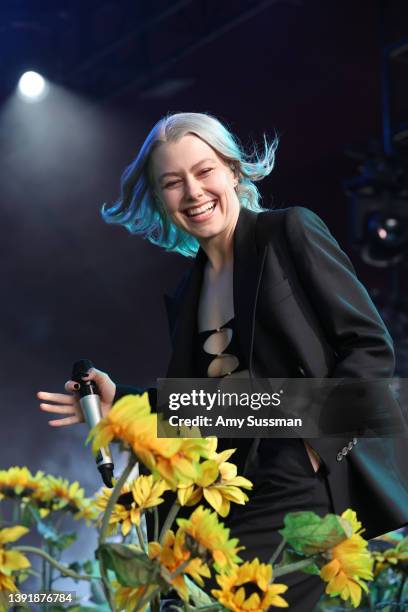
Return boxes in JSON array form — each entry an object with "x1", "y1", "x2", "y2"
[{"x1": 161, "y1": 194, "x2": 179, "y2": 215}]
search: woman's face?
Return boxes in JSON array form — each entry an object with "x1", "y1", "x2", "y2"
[{"x1": 151, "y1": 134, "x2": 240, "y2": 242}]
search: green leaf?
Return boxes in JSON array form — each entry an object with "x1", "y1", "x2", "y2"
[
  {"x1": 83, "y1": 560, "x2": 94, "y2": 575},
  {"x1": 279, "y1": 511, "x2": 349, "y2": 555},
  {"x1": 97, "y1": 543, "x2": 161, "y2": 588},
  {"x1": 277, "y1": 549, "x2": 320, "y2": 576},
  {"x1": 184, "y1": 576, "x2": 218, "y2": 608},
  {"x1": 55, "y1": 531, "x2": 77, "y2": 551}
]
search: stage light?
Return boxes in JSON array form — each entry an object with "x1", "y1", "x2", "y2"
[
  {"x1": 17, "y1": 71, "x2": 48, "y2": 102},
  {"x1": 360, "y1": 210, "x2": 408, "y2": 267}
]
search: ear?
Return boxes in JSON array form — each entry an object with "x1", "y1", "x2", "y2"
[{"x1": 229, "y1": 162, "x2": 239, "y2": 188}]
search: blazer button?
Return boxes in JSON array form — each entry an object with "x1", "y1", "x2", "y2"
[
  {"x1": 352, "y1": 438, "x2": 358, "y2": 445},
  {"x1": 342, "y1": 446, "x2": 348, "y2": 456},
  {"x1": 336, "y1": 452, "x2": 343, "y2": 462},
  {"x1": 297, "y1": 366, "x2": 306, "y2": 376},
  {"x1": 348, "y1": 441, "x2": 353, "y2": 451}
]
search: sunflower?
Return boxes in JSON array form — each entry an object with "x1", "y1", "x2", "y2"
[
  {"x1": 89, "y1": 393, "x2": 157, "y2": 451},
  {"x1": 131, "y1": 475, "x2": 170, "y2": 513},
  {"x1": 94, "y1": 475, "x2": 169, "y2": 537},
  {"x1": 177, "y1": 506, "x2": 243, "y2": 572},
  {"x1": 73, "y1": 499, "x2": 99, "y2": 525},
  {"x1": 89, "y1": 394, "x2": 208, "y2": 487},
  {"x1": 177, "y1": 447, "x2": 253, "y2": 517},
  {"x1": 212, "y1": 558, "x2": 288, "y2": 611},
  {"x1": 372, "y1": 537, "x2": 408, "y2": 576},
  {"x1": 95, "y1": 483, "x2": 135, "y2": 537},
  {"x1": 146, "y1": 438, "x2": 207, "y2": 489},
  {"x1": 320, "y1": 509, "x2": 374, "y2": 608},
  {"x1": 0, "y1": 526, "x2": 30, "y2": 593},
  {"x1": 149, "y1": 529, "x2": 210, "y2": 600},
  {"x1": 0, "y1": 467, "x2": 46, "y2": 501},
  {"x1": 42, "y1": 476, "x2": 86, "y2": 512}
]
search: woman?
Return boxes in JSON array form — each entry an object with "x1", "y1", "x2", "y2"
[{"x1": 38, "y1": 112, "x2": 408, "y2": 610}]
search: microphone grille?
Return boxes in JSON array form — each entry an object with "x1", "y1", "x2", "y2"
[{"x1": 72, "y1": 359, "x2": 94, "y2": 383}]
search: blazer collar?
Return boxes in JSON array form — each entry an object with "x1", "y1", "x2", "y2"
[{"x1": 166, "y1": 206, "x2": 265, "y2": 377}]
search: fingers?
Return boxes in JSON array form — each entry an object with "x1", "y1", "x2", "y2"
[
  {"x1": 37, "y1": 391, "x2": 75, "y2": 404},
  {"x1": 48, "y1": 415, "x2": 82, "y2": 427},
  {"x1": 37, "y1": 390, "x2": 83, "y2": 426},
  {"x1": 39, "y1": 403, "x2": 77, "y2": 415}
]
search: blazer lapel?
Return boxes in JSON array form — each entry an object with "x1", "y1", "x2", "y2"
[{"x1": 233, "y1": 207, "x2": 267, "y2": 373}]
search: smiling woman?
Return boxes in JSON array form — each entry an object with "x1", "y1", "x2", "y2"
[
  {"x1": 101, "y1": 113, "x2": 278, "y2": 257},
  {"x1": 38, "y1": 112, "x2": 408, "y2": 612}
]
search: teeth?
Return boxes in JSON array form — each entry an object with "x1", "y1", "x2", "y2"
[{"x1": 186, "y1": 201, "x2": 216, "y2": 217}]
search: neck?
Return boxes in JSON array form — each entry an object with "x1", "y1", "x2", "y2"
[
  {"x1": 198, "y1": 207, "x2": 240, "y2": 272},
  {"x1": 198, "y1": 226, "x2": 235, "y2": 273}
]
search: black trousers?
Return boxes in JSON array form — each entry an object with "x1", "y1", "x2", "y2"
[{"x1": 223, "y1": 438, "x2": 334, "y2": 612}]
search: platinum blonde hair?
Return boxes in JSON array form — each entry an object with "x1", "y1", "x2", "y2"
[{"x1": 102, "y1": 112, "x2": 278, "y2": 257}]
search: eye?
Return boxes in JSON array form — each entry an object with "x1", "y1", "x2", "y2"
[
  {"x1": 164, "y1": 179, "x2": 182, "y2": 189},
  {"x1": 199, "y1": 167, "x2": 213, "y2": 176}
]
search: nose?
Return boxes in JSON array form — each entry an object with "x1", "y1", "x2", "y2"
[{"x1": 184, "y1": 175, "x2": 204, "y2": 201}]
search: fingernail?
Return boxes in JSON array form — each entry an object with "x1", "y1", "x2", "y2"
[{"x1": 74, "y1": 383, "x2": 80, "y2": 390}]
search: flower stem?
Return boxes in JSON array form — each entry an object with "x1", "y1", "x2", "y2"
[
  {"x1": 268, "y1": 538, "x2": 286, "y2": 566},
  {"x1": 159, "y1": 502, "x2": 180, "y2": 543},
  {"x1": 151, "y1": 593, "x2": 160, "y2": 612},
  {"x1": 14, "y1": 546, "x2": 98, "y2": 582},
  {"x1": 153, "y1": 507, "x2": 159, "y2": 542},
  {"x1": 98, "y1": 454, "x2": 138, "y2": 611},
  {"x1": 136, "y1": 523, "x2": 147, "y2": 553},
  {"x1": 272, "y1": 557, "x2": 318, "y2": 578}
]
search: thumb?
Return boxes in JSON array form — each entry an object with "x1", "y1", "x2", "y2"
[
  {"x1": 82, "y1": 368, "x2": 116, "y2": 400},
  {"x1": 82, "y1": 367, "x2": 111, "y2": 386}
]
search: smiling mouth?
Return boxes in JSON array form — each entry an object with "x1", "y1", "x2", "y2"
[{"x1": 183, "y1": 200, "x2": 217, "y2": 218}]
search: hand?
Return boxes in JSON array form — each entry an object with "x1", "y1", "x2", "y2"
[
  {"x1": 38, "y1": 368, "x2": 116, "y2": 427},
  {"x1": 304, "y1": 440, "x2": 321, "y2": 473}
]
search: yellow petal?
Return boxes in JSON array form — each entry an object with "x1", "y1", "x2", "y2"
[
  {"x1": 197, "y1": 461, "x2": 219, "y2": 487},
  {"x1": 234, "y1": 586, "x2": 246, "y2": 606},
  {"x1": 0, "y1": 526, "x2": 29, "y2": 545},
  {"x1": 4, "y1": 550, "x2": 31, "y2": 572},
  {"x1": 203, "y1": 488, "x2": 223, "y2": 513},
  {"x1": 269, "y1": 594, "x2": 289, "y2": 608},
  {"x1": 320, "y1": 559, "x2": 340, "y2": 582}
]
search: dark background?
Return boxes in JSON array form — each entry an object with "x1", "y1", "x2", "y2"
[{"x1": 1, "y1": 0, "x2": 407, "y2": 562}]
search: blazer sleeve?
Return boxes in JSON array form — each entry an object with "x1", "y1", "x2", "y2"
[
  {"x1": 113, "y1": 384, "x2": 157, "y2": 410},
  {"x1": 284, "y1": 207, "x2": 396, "y2": 473},
  {"x1": 285, "y1": 206, "x2": 395, "y2": 378}
]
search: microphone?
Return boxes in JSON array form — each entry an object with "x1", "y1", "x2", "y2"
[{"x1": 72, "y1": 359, "x2": 114, "y2": 488}]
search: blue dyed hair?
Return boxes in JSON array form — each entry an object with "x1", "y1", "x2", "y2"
[{"x1": 101, "y1": 112, "x2": 278, "y2": 257}]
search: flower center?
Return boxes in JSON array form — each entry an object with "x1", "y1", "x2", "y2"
[{"x1": 236, "y1": 582, "x2": 263, "y2": 599}]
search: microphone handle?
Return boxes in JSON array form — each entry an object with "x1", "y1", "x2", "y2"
[{"x1": 79, "y1": 394, "x2": 114, "y2": 488}]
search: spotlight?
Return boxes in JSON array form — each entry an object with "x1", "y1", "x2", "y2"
[
  {"x1": 360, "y1": 210, "x2": 408, "y2": 267},
  {"x1": 17, "y1": 71, "x2": 48, "y2": 102}
]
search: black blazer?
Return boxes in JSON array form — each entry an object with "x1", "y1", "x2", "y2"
[{"x1": 116, "y1": 205, "x2": 408, "y2": 539}]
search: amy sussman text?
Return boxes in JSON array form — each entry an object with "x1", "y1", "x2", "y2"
[{"x1": 167, "y1": 415, "x2": 303, "y2": 429}]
